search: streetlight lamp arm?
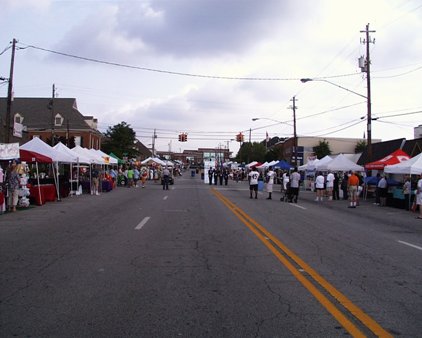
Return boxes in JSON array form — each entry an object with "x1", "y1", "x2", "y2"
[
  {"x1": 300, "y1": 78, "x2": 367, "y2": 99},
  {"x1": 252, "y1": 117, "x2": 293, "y2": 127}
]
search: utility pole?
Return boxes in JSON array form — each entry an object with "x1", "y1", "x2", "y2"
[
  {"x1": 5, "y1": 38, "x2": 17, "y2": 143},
  {"x1": 152, "y1": 129, "x2": 156, "y2": 157},
  {"x1": 290, "y1": 96, "x2": 298, "y2": 167},
  {"x1": 360, "y1": 23, "x2": 375, "y2": 162},
  {"x1": 50, "y1": 84, "x2": 56, "y2": 146}
]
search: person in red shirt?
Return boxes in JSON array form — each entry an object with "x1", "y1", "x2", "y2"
[{"x1": 347, "y1": 171, "x2": 359, "y2": 208}]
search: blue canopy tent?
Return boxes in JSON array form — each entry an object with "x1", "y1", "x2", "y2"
[
  {"x1": 274, "y1": 160, "x2": 292, "y2": 170},
  {"x1": 364, "y1": 176, "x2": 400, "y2": 186}
]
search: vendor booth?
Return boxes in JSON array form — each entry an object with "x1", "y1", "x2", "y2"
[{"x1": 365, "y1": 149, "x2": 410, "y2": 170}]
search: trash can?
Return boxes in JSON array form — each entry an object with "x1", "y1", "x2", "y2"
[
  {"x1": 191, "y1": 170, "x2": 195, "y2": 177},
  {"x1": 258, "y1": 179, "x2": 264, "y2": 191}
]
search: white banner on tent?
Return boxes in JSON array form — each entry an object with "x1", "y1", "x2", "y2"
[{"x1": 0, "y1": 143, "x2": 20, "y2": 160}]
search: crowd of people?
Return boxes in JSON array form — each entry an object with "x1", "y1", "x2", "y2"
[
  {"x1": 240, "y1": 165, "x2": 422, "y2": 219},
  {"x1": 0, "y1": 159, "x2": 180, "y2": 213}
]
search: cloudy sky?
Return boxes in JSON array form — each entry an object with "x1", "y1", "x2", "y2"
[{"x1": 1, "y1": 0, "x2": 421, "y2": 156}]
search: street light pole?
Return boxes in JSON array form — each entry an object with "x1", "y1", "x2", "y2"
[
  {"x1": 291, "y1": 96, "x2": 298, "y2": 167},
  {"x1": 300, "y1": 77, "x2": 371, "y2": 161}
]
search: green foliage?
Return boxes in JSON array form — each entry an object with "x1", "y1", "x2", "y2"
[
  {"x1": 102, "y1": 122, "x2": 138, "y2": 158},
  {"x1": 265, "y1": 147, "x2": 280, "y2": 162},
  {"x1": 236, "y1": 142, "x2": 266, "y2": 163},
  {"x1": 355, "y1": 140, "x2": 367, "y2": 154},
  {"x1": 313, "y1": 140, "x2": 332, "y2": 159}
]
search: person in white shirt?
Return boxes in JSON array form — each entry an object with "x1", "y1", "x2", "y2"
[
  {"x1": 266, "y1": 166, "x2": 275, "y2": 200},
  {"x1": 315, "y1": 172, "x2": 325, "y2": 202},
  {"x1": 289, "y1": 168, "x2": 301, "y2": 203},
  {"x1": 416, "y1": 173, "x2": 422, "y2": 219},
  {"x1": 326, "y1": 171, "x2": 334, "y2": 201},
  {"x1": 282, "y1": 171, "x2": 289, "y2": 191},
  {"x1": 248, "y1": 167, "x2": 260, "y2": 199}
]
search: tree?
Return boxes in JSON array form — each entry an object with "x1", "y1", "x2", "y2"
[
  {"x1": 236, "y1": 142, "x2": 266, "y2": 163},
  {"x1": 355, "y1": 140, "x2": 367, "y2": 154},
  {"x1": 236, "y1": 142, "x2": 252, "y2": 163},
  {"x1": 102, "y1": 122, "x2": 138, "y2": 158},
  {"x1": 313, "y1": 140, "x2": 332, "y2": 159},
  {"x1": 264, "y1": 147, "x2": 280, "y2": 162}
]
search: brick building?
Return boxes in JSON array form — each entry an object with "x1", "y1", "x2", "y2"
[{"x1": 0, "y1": 97, "x2": 102, "y2": 148}]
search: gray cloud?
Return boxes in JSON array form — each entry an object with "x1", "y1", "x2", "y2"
[{"x1": 116, "y1": 0, "x2": 293, "y2": 57}]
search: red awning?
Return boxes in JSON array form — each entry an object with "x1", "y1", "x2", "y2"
[
  {"x1": 365, "y1": 149, "x2": 410, "y2": 170},
  {"x1": 19, "y1": 149, "x2": 53, "y2": 163}
]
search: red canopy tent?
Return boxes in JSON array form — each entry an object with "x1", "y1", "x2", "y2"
[
  {"x1": 19, "y1": 149, "x2": 53, "y2": 205},
  {"x1": 19, "y1": 149, "x2": 53, "y2": 163},
  {"x1": 365, "y1": 149, "x2": 410, "y2": 170}
]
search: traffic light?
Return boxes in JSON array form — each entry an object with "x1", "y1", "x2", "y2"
[
  {"x1": 178, "y1": 133, "x2": 188, "y2": 142},
  {"x1": 236, "y1": 132, "x2": 244, "y2": 142}
]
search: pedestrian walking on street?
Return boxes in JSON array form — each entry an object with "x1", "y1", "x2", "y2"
[
  {"x1": 378, "y1": 175, "x2": 388, "y2": 207},
  {"x1": 223, "y1": 169, "x2": 229, "y2": 185},
  {"x1": 91, "y1": 165, "x2": 100, "y2": 195},
  {"x1": 248, "y1": 167, "x2": 259, "y2": 199},
  {"x1": 214, "y1": 169, "x2": 218, "y2": 186},
  {"x1": 162, "y1": 166, "x2": 170, "y2": 190},
  {"x1": 341, "y1": 174, "x2": 348, "y2": 200},
  {"x1": 347, "y1": 171, "x2": 359, "y2": 208},
  {"x1": 266, "y1": 166, "x2": 275, "y2": 200},
  {"x1": 208, "y1": 168, "x2": 213, "y2": 185},
  {"x1": 290, "y1": 168, "x2": 301, "y2": 203},
  {"x1": 326, "y1": 171, "x2": 334, "y2": 201},
  {"x1": 403, "y1": 176, "x2": 411, "y2": 210},
  {"x1": 6, "y1": 161, "x2": 19, "y2": 212},
  {"x1": 416, "y1": 173, "x2": 422, "y2": 219},
  {"x1": 315, "y1": 172, "x2": 325, "y2": 202},
  {"x1": 333, "y1": 173, "x2": 340, "y2": 200}
]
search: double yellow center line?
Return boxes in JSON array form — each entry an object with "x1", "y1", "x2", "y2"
[{"x1": 212, "y1": 188, "x2": 392, "y2": 337}]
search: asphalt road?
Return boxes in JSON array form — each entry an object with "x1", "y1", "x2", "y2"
[{"x1": 1, "y1": 174, "x2": 421, "y2": 337}]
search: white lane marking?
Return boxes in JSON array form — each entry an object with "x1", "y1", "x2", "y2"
[
  {"x1": 290, "y1": 203, "x2": 307, "y2": 210},
  {"x1": 398, "y1": 240, "x2": 422, "y2": 251},
  {"x1": 163, "y1": 196, "x2": 168, "y2": 200},
  {"x1": 135, "y1": 216, "x2": 151, "y2": 230}
]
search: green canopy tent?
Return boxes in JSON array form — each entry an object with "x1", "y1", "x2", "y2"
[{"x1": 109, "y1": 152, "x2": 125, "y2": 164}]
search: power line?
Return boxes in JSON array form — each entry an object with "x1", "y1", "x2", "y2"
[
  {"x1": 377, "y1": 110, "x2": 422, "y2": 119},
  {"x1": 19, "y1": 41, "x2": 359, "y2": 81},
  {"x1": 307, "y1": 119, "x2": 365, "y2": 138}
]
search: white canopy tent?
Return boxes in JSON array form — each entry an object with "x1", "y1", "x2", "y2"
[
  {"x1": 384, "y1": 152, "x2": 422, "y2": 175},
  {"x1": 316, "y1": 154, "x2": 364, "y2": 172},
  {"x1": 87, "y1": 148, "x2": 108, "y2": 165},
  {"x1": 141, "y1": 157, "x2": 166, "y2": 166},
  {"x1": 54, "y1": 143, "x2": 92, "y2": 196},
  {"x1": 72, "y1": 146, "x2": 103, "y2": 164},
  {"x1": 53, "y1": 142, "x2": 91, "y2": 164},
  {"x1": 93, "y1": 149, "x2": 118, "y2": 165},
  {"x1": 20, "y1": 137, "x2": 73, "y2": 202},
  {"x1": 21, "y1": 137, "x2": 74, "y2": 163},
  {"x1": 299, "y1": 158, "x2": 320, "y2": 171}
]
